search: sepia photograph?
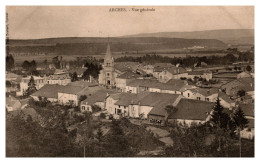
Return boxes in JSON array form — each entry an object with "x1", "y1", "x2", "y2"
[{"x1": 5, "y1": 6, "x2": 254, "y2": 157}]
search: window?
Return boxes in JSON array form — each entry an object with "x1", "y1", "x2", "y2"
[
  {"x1": 115, "y1": 108, "x2": 116, "y2": 114},
  {"x1": 205, "y1": 98, "x2": 209, "y2": 101},
  {"x1": 107, "y1": 73, "x2": 110, "y2": 76},
  {"x1": 188, "y1": 93, "x2": 190, "y2": 97},
  {"x1": 197, "y1": 97, "x2": 201, "y2": 100},
  {"x1": 82, "y1": 106, "x2": 85, "y2": 110}
]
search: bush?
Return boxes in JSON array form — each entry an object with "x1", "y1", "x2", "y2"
[{"x1": 100, "y1": 113, "x2": 106, "y2": 119}]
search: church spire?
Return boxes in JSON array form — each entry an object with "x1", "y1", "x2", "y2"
[{"x1": 104, "y1": 39, "x2": 112, "y2": 61}]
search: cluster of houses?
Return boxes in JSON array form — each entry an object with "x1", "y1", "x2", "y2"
[{"x1": 6, "y1": 43, "x2": 255, "y2": 140}]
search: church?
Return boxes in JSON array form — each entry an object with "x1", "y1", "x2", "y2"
[{"x1": 98, "y1": 43, "x2": 119, "y2": 88}]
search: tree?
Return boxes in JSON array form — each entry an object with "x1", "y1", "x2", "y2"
[
  {"x1": 26, "y1": 76, "x2": 37, "y2": 95},
  {"x1": 233, "y1": 107, "x2": 249, "y2": 157},
  {"x1": 6, "y1": 54, "x2": 15, "y2": 71},
  {"x1": 6, "y1": 81, "x2": 12, "y2": 88},
  {"x1": 165, "y1": 105, "x2": 178, "y2": 124},
  {"x1": 71, "y1": 72, "x2": 78, "y2": 82},
  {"x1": 237, "y1": 89, "x2": 246, "y2": 97},
  {"x1": 79, "y1": 95, "x2": 87, "y2": 103},
  {"x1": 210, "y1": 98, "x2": 234, "y2": 152},
  {"x1": 103, "y1": 120, "x2": 133, "y2": 157},
  {"x1": 246, "y1": 65, "x2": 252, "y2": 72},
  {"x1": 22, "y1": 60, "x2": 31, "y2": 71}
]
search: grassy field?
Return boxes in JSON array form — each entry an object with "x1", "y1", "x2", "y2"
[{"x1": 13, "y1": 52, "x2": 228, "y2": 65}]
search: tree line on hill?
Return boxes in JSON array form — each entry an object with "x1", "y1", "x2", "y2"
[{"x1": 115, "y1": 50, "x2": 254, "y2": 67}]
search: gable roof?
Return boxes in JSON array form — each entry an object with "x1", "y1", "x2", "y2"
[
  {"x1": 82, "y1": 90, "x2": 118, "y2": 106},
  {"x1": 58, "y1": 85, "x2": 84, "y2": 95},
  {"x1": 68, "y1": 68, "x2": 86, "y2": 75},
  {"x1": 165, "y1": 67, "x2": 187, "y2": 75},
  {"x1": 218, "y1": 92, "x2": 235, "y2": 104},
  {"x1": 127, "y1": 79, "x2": 187, "y2": 91},
  {"x1": 239, "y1": 103, "x2": 254, "y2": 117},
  {"x1": 31, "y1": 84, "x2": 65, "y2": 99},
  {"x1": 147, "y1": 94, "x2": 181, "y2": 116},
  {"x1": 169, "y1": 99, "x2": 214, "y2": 120},
  {"x1": 116, "y1": 71, "x2": 142, "y2": 79},
  {"x1": 189, "y1": 87, "x2": 219, "y2": 97}
]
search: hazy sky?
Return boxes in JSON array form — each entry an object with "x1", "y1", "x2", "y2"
[{"x1": 6, "y1": 6, "x2": 254, "y2": 39}]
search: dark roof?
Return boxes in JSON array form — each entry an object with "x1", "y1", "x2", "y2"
[
  {"x1": 82, "y1": 90, "x2": 118, "y2": 106},
  {"x1": 77, "y1": 86, "x2": 105, "y2": 96},
  {"x1": 127, "y1": 79, "x2": 187, "y2": 91},
  {"x1": 68, "y1": 68, "x2": 86, "y2": 75},
  {"x1": 239, "y1": 103, "x2": 254, "y2": 117},
  {"x1": 218, "y1": 92, "x2": 234, "y2": 104},
  {"x1": 116, "y1": 71, "x2": 142, "y2": 79},
  {"x1": 58, "y1": 85, "x2": 84, "y2": 95},
  {"x1": 148, "y1": 94, "x2": 181, "y2": 116},
  {"x1": 169, "y1": 99, "x2": 214, "y2": 120},
  {"x1": 31, "y1": 84, "x2": 65, "y2": 98},
  {"x1": 114, "y1": 62, "x2": 140, "y2": 72}
]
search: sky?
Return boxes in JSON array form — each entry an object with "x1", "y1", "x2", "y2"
[{"x1": 6, "y1": 6, "x2": 254, "y2": 39}]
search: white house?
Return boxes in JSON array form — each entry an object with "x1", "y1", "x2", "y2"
[
  {"x1": 57, "y1": 86, "x2": 84, "y2": 106},
  {"x1": 47, "y1": 73, "x2": 71, "y2": 85},
  {"x1": 183, "y1": 88, "x2": 219, "y2": 102}
]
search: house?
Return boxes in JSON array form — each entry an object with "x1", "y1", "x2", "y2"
[
  {"x1": 238, "y1": 104, "x2": 254, "y2": 140},
  {"x1": 47, "y1": 73, "x2": 71, "y2": 85},
  {"x1": 57, "y1": 86, "x2": 84, "y2": 106},
  {"x1": 237, "y1": 71, "x2": 252, "y2": 79},
  {"x1": 30, "y1": 84, "x2": 65, "y2": 102},
  {"x1": 168, "y1": 99, "x2": 215, "y2": 127},
  {"x1": 126, "y1": 78, "x2": 190, "y2": 95},
  {"x1": 147, "y1": 93, "x2": 183, "y2": 125},
  {"x1": 115, "y1": 71, "x2": 142, "y2": 92},
  {"x1": 152, "y1": 63, "x2": 175, "y2": 79},
  {"x1": 218, "y1": 92, "x2": 236, "y2": 110},
  {"x1": 80, "y1": 90, "x2": 117, "y2": 112},
  {"x1": 126, "y1": 79, "x2": 159, "y2": 93},
  {"x1": 6, "y1": 97, "x2": 22, "y2": 112},
  {"x1": 183, "y1": 87, "x2": 219, "y2": 102},
  {"x1": 158, "y1": 67, "x2": 187, "y2": 83},
  {"x1": 220, "y1": 77, "x2": 254, "y2": 96},
  {"x1": 68, "y1": 68, "x2": 87, "y2": 78},
  {"x1": 106, "y1": 92, "x2": 182, "y2": 121},
  {"x1": 6, "y1": 72, "x2": 20, "y2": 81},
  {"x1": 187, "y1": 71, "x2": 212, "y2": 81},
  {"x1": 19, "y1": 76, "x2": 46, "y2": 95}
]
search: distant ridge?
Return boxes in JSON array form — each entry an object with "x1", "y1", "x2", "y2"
[
  {"x1": 121, "y1": 29, "x2": 254, "y2": 45},
  {"x1": 7, "y1": 37, "x2": 227, "y2": 56}
]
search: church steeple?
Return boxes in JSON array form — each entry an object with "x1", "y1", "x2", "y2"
[
  {"x1": 104, "y1": 40, "x2": 114, "y2": 67},
  {"x1": 104, "y1": 42, "x2": 112, "y2": 61}
]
